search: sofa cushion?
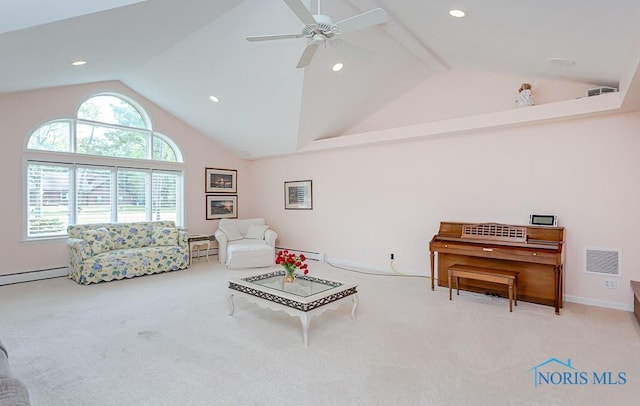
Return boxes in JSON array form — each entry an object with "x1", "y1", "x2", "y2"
[
  {"x1": 220, "y1": 223, "x2": 243, "y2": 241},
  {"x1": 245, "y1": 224, "x2": 269, "y2": 240},
  {"x1": 82, "y1": 228, "x2": 112, "y2": 254},
  {"x1": 0, "y1": 377, "x2": 31, "y2": 406},
  {"x1": 109, "y1": 223, "x2": 153, "y2": 249},
  {"x1": 151, "y1": 227, "x2": 178, "y2": 246}
]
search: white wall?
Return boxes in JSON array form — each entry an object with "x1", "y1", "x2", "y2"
[
  {"x1": 347, "y1": 70, "x2": 598, "y2": 134},
  {"x1": 248, "y1": 110, "x2": 640, "y2": 310},
  {"x1": 2, "y1": 79, "x2": 638, "y2": 312},
  {"x1": 0, "y1": 81, "x2": 248, "y2": 275}
]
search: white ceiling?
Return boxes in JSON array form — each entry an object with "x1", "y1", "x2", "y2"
[{"x1": 2, "y1": 0, "x2": 640, "y2": 158}]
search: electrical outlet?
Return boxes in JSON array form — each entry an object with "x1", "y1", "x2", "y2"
[
  {"x1": 390, "y1": 253, "x2": 394, "y2": 260},
  {"x1": 603, "y1": 279, "x2": 617, "y2": 289}
]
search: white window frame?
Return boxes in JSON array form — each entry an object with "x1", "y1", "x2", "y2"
[{"x1": 23, "y1": 93, "x2": 185, "y2": 240}]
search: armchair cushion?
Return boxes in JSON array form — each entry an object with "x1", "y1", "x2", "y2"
[
  {"x1": 246, "y1": 224, "x2": 269, "y2": 240},
  {"x1": 219, "y1": 223, "x2": 243, "y2": 241}
]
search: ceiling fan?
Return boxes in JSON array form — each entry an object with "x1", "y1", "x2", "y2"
[{"x1": 246, "y1": 0, "x2": 389, "y2": 68}]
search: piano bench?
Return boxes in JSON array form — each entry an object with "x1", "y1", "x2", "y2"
[{"x1": 448, "y1": 265, "x2": 519, "y2": 312}]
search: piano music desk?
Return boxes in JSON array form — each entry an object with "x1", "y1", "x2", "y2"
[{"x1": 448, "y1": 265, "x2": 519, "y2": 312}]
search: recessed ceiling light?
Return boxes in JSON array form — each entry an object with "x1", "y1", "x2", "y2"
[
  {"x1": 549, "y1": 58, "x2": 576, "y2": 67},
  {"x1": 449, "y1": 9, "x2": 466, "y2": 18},
  {"x1": 332, "y1": 63, "x2": 344, "y2": 72},
  {"x1": 71, "y1": 60, "x2": 87, "y2": 66},
  {"x1": 209, "y1": 95, "x2": 220, "y2": 103}
]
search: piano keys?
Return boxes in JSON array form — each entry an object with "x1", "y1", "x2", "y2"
[{"x1": 429, "y1": 221, "x2": 565, "y2": 314}]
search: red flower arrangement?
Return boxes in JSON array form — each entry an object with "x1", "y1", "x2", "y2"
[{"x1": 275, "y1": 250, "x2": 308, "y2": 281}]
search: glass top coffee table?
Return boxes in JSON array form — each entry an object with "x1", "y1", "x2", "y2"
[{"x1": 227, "y1": 270, "x2": 358, "y2": 347}]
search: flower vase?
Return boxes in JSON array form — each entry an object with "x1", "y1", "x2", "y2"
[{"x1": 283, "y1": 268, "x2": 296, "y2": 283}]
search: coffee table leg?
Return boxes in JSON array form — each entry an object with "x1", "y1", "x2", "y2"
[
  {"x1": 299, "y1": 314, "x2": 310, "y2": 347},
  {"x1": 351, "y1": 294, "x2": 359, "y2": 321},
  {"x1": 227, "y1": 294, "x2": 235, "y2": 316}
]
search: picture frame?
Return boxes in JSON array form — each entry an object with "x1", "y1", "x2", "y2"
[
  {"x1": 206, "y1": 195, "x2": 238, "y2": 220},
  {"x1": 205, "y1": 168, "x2": 237, "y2": 194},
  {"x1": 284, "y1": 180, "x2": 312, "y2": 210}
]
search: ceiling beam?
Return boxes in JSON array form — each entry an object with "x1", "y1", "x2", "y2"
[{"x1": 345, "y1": 0, "x2": 449, "y2": 73}]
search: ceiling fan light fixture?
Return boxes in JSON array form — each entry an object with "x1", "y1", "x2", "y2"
[
  {"x1": 209, "y1": 95, "x2": 220, "y2": 103},
  {"x1": 332, "y1": 63, "x2": 344, "y2": 72},
  {"x1": 449, "y1": 9, "x2": 466, "y2": 18}
]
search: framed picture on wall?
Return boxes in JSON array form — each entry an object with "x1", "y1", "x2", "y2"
[
  {"x1": 206, "y1": 195, "x2": 238, "y2": 220},
  {"x1": 284, "y1": 180, "x2": 312, "y2": 210},
  {"x1": 205, "y1": 168, "x2": 237, "y2": 193}
]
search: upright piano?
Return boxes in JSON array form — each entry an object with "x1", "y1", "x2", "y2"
[{"x1": 429, "y1": 222, "x2": 565, "y2": 314}]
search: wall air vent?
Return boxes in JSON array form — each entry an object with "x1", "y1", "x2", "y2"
[
  {"x1": 585, "y1": 86, "x2": 618, "y2": 97},
  {"x1": 584, "y1": 248, "x2": 621, "y2": 276}
]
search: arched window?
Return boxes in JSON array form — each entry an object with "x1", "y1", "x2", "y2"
[{"x1": 25, "y1": 93, "x2": 184, "y2": 238}]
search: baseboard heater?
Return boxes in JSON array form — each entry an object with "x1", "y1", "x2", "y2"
[
  {"x1": 275, "y1": 247, "x2": 324, "y2": 262},
  {"x1": 0, "y1": 267, "x2": 69, "y2": 286}
]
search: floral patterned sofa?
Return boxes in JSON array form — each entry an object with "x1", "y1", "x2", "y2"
[{"x1": 66, "y1": 221, "x2": 189, "y2": 285}]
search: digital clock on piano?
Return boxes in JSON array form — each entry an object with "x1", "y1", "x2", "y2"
[{"x1": 529, "y1": 214, "x2": 558, "y2": 227}]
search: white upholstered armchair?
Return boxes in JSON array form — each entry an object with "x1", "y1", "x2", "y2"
[{"x1": 214, "y1": 218, "x2": 278, "y2": 269}]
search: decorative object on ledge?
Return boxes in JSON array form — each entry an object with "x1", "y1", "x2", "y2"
[
  {"x1": 516, "y1": 83, "x2": 534, "y2": 107},
  {"x1": 206, "y1": 195, "x2": 237, "y2": 220},
  {"x1": 275, "y1": 249, "x2": 308, "y2": 282},
  {"x1": 205, "y1": 168, "x2": 237, "y2": 193},
  {"x1": 284, "y1": 180, "x2": 312, "y2": 209}
]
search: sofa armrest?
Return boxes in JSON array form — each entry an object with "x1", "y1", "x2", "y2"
[
  {"x1": 214, "y1": 230, "x2": 228, "y2": 264},
  {"x1": 264, "y1": 229, "x2": 278, "y2": 247},
  {"x1": 66, "y1": 238, "x2": 92, "y2": 261},
  {"x1": 0, "y1": 340, "x2": 31, "y2": 405}
]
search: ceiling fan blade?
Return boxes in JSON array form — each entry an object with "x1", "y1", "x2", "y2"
[
  {"x1": 246, "y1": 33, "x2": 304, "y2": 42},
  {"x1": 296, "y1": 42, "x2": 320, "y2": 68},
  {"x1": 283, "y1": 0, "x2": 317, "y2": 27},
  {"x1": 335, "y1": 8, "x2": 389, "y2": 34}
]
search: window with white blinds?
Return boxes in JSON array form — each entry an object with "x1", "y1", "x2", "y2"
[
  {"x1": 26, "y1": 163, "x2": 182, "y2": 238},
  {"x1": 24, "y1": 93, "x2": 184, "y2": 239},
  {"x1": 27, "y1": 163, "x2": 72, "y2": 237},
  {"x1": 152, "y1": 172, "x2": 179, "y2": 223},
  {"x1": 77, "y1": 166, "x2": 113, "y2": 224}
]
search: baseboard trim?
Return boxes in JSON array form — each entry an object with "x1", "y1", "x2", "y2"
[
  {"x1": 564, "y1": 294, "x2": 633, "y2": 312},
  {"x1": 0, "y1": 267, "x2": 69, "y2": 286}
]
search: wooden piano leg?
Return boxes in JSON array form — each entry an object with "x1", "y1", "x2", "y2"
[
  {"x1": 554, "y1": 265, "x2": 561, "y2": 315},
  {"x1": 509, "y1": 284, "x2": 513, "y2": 312},
  {"x1": 430, "y1": 251, "x2": 435, "y2": 291}
]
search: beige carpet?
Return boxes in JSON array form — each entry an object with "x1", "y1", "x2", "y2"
[{"x1": 1, "y1": 260, "x2": 639, "y2": 405}]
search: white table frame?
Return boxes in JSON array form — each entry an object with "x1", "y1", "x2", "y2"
[{"x1": 227, "y1": 272, "x2": 358, "y2": 347}]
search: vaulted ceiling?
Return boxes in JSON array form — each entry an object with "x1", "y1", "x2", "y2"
[{"x1": 2, "y1": 0, "x2": 640, "y2": 158}]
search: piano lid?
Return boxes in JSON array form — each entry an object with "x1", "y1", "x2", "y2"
[{"x1": 434, "y1": 221, "x2": 565, "y2": 247}]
